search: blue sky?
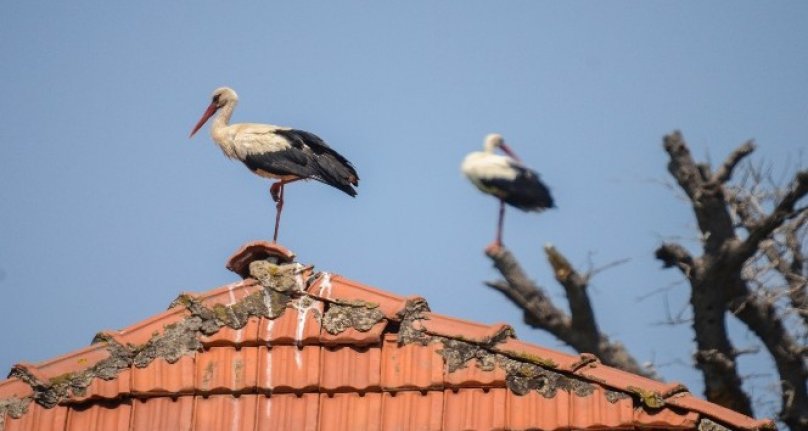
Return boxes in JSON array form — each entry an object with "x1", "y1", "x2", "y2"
[{"x1": 1, "y1": 1, "x2": 806, "y2": 419}]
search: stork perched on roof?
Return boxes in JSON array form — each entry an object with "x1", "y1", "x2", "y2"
[
  {"x1": 461, "y1": 133, "x2": 554, "y2": 247},
  {"x1": 190, "y1": 87, "x2": 358, "y2": 242}
]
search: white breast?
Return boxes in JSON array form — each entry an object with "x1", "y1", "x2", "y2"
[
  {"x1": 233, "y1": 130, "x2": 291, "y2": 161},
  {"x1": 461, "y1": 152, "x2": 518, "y2": 187}
]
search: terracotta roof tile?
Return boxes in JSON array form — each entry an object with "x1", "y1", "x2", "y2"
[
  {"x1": 569, "y1": 386, "x2": 635, "y2": 429},
  {"x1": 0, "y1": 379, "x2": 33, "y2": 400},
  {"x1": 319, "y1": 392, "x2": 382, "y2": 431},
  {"x1": 0, "y1": 242, "x2": 775, "y2": 431},
  {"x1": 194, "y1": 347, "x2": 258, "y2": 394},
  {"x1": 130, "y1": 396, "x2": 194, "y2": 431},
  {"x1": 65, "y1": 401, "x2": 131, "y2": 431},
  {"x1": 413, "y1": 313, "x2": 513, "y2": 344},
  {"x1": 381, "y1": 391, "x2": 444, "y2": 431},
  {"x1": 444, "y1": 357, "x2": 507, "y2": 389},
  {"x1": 507, "y1": 386, "x2": 634, "y2": 430},
  {"x1": 226, "y1": 240, "x2": 295, "y2": 278},
  {"x1": 634, "y1": 406, "x2": 700, "y2": 429},
  {"x1": 192, "y1": 279, "x2": 262, "y2": 306},
  {"x1": 256, "y1": 393, "x2": 319, "y2": 431},
  {"x1": 71, "y1": 369, "x2": 130, "y2": 402},
  {"x1": 666, "y1": 393, "x2": 776, "y2": 431},
  {"x1": 257, "y1": 346, "x2": 320, "y2": 393},
  {"x1": 380, "y1": 334, "x2": 443, "y2": 391},
  {"x1": 308, "y1": 274, "x2": 409, "y2": 320},
  {"x1": 320, "y1": 319, "x2": 387, "y2": 346},
  {"x1": 575, "y1": 359, "x2": 685, "y2": 399},
  {"x1": 11, "y1": 344, "x2": 110, "y2": 386},
  {"x1": 442, "y1": 388, "x2": 508, "y2": 431},
  {"x1": 199, "y1": 316, "x2": 260, "y2": 347},
  {"x1": 4, "y1": 403, "x2": 67, "y2": 431},
  {"x1": 493, "y1": 337, "x2": 582, "y2": 371},
  {"x1": 193, "y1": 395, "x2": 257, "y2": 431},
  {"x1": 131, "y1": 356, "x2": 195, "y2": 395},
  {"x1": 96, "y1": 307, "x2": 190, "y2": 349},
  {"x1": 257, "y1": 302, "x2": 322, "y2": 346},
  {"x1": 320, "y1": 346, "x2": 382, "y2": 393}
]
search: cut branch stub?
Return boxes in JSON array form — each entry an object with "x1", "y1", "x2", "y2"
[{"x1": 545, "y1": 243, "x2": 574, "y2": 282}]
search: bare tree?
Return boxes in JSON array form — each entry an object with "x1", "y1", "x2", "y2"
[{"x1": 486, "y1": 131, "x2": 807, "y2": 430}]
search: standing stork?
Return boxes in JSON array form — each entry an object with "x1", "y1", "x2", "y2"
[
  {"x1": 190, "y1": 87, "x2": 359, "y2": 242},
  {"x1": 461, "y1": 133, "x2": 554, "y2": 247}
]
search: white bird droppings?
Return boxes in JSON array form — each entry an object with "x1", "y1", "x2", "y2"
[
  {"x1": 292, "y1": 297, "x2": 316, "y2": 368},
  {"x1": 227, "y1": 283, "x2": 237, "y2": 305},
  {"x1": 318, "y1": 272, "x2": 333, "y2": 299},
  {"x1": 294, "y1": 263, "x2": 306, "y2": 292}
]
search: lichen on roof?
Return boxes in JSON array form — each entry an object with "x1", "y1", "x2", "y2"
[{"x1": 321, "y1": 303, "x2": 384, "y2": 334}]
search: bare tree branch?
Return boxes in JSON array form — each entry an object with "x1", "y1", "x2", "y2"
[
  {"x1": 761, "y1": 230, "x2": 808, "y2": 327},
  {"x1": 586, "y1": 256, "x2": 631, "y2": 279},
  {"x1": 734, "y1": 170, "x2": 808, "y2": 263},
  {"x1": 663, "y1": 131, "x2": 705, "y2": 200},
  {"x1": 728, "y1": 179, "x2": 808, "y2": 427},
  {"x1": 714, "y1": 140, "x2": 756, "y2": 184},
  {"x1": 484, "y1": 245, "x2": 574, "y2": 336},
  {"x1": 726, "y1": 279, "x2": 808, "y2": 430},
  {"x1": 663, "y1": 131, "x2": 737, "y2": 255},
  {"x1": 485, "y1": 244, "x2": 657, "y2": 379},
  {"x1": 655, "y1": 242, "x2": 695, "y2": 277},
  {"x1": 726, "y1": 170, "x2": 807, "y2": 328},
  {"x1": 544, "y1": 244, "x2": 600, "y2": 352},
  {"x1": 784, "y1": 213, "x2": 808, "y2": 326}
]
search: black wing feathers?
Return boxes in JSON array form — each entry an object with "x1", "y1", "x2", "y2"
[
  {"x1": 243, "y1": 149, "x2": 311, "y2": 179},
  {"x1": 269, "y1": 129, "x2": 359, "y2": 197},
  {"x1": 479, "y1": 165, "x2": 554, "y2": 211}
]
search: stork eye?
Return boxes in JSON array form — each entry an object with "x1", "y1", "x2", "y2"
[{"x1": 212, "y1": 95, "x2": 221, "y2": 104}]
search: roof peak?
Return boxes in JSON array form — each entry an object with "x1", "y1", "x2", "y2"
[{"x1": 0, "y1": 241, "x2": 774, "y2": 431}]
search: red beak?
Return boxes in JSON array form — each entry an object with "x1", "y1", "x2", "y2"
[
  {"x1": 499, "y1": 143, "x2": 521, "y2": 162},
  {"x1": 189, "y1": 102, "x2": 219, "y2": 138}
]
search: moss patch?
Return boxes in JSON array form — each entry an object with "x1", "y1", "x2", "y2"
[
  {"x1": 322, "y1": 303, "x2": 384, "y2": 335},
  {"x1": 0, "y1": 397, "x2": 30, "y2": 423},
  {"x1": 503, "y1": 350, "x2": 559, "y2": 369},
  {"x1": 396, "y1": 298, "x2": 431, "y2": 345},
  {"x1": 627, "y1": 385, "x2": 665, "y2": 408},
  {"x1": 698, "y1": 418, "x2": 731, "y2": 431},
  {"x1": 249, "y1": 260, "x2": 302, "y2": 292},
  {"x1": 432, "y1": 335, "x2": 594, "y2": 398}
]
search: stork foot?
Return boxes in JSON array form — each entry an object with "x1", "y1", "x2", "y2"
[{"x1": 485, "y1": 240, "x2": 503, "y2": 254}]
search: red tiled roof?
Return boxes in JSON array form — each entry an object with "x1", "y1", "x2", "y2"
[{"x1": 0, "y1": 241, "x2": 774, "y2": 431}]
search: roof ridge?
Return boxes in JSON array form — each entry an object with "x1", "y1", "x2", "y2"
[{"x1": 0, "y1": 242, "x2": 775, "y2": 431}]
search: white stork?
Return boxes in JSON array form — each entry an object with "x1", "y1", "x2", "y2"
[
  {"x1": 190, "y1": 87, "x2": 358, "y2": 242},
  {"x1": 461, "y1": 133, "x2": 554, "y2": 247}
]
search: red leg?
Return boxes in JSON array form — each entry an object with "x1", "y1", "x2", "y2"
[
  {"x1": 273, "y1": 183, "x2": 285, "y2": 242},
  {"x1": 486, "y1": 200, "x2": 506, "y2": 251},
  {"x1": 270, "y1": 178, "x2": 303, "y2": 243},
  {"x1": 496, "y1": 200, "x2": 505, "y2": 246}
]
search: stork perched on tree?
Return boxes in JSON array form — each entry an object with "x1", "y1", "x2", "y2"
[
  {"x1": 190, "y1": 87, "x2": 358, "y2": 242},
  {"x1": 461, "y1": 133, "x2": 554, "y2": 247}
]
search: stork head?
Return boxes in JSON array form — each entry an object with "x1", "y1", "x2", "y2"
[
  {"x1": 483, "y1": 133, "x2": 520, "y2": 161},
  {"x1": 190, "y1": 87, "x2": 239, "y2": 137}
]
